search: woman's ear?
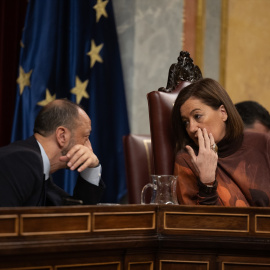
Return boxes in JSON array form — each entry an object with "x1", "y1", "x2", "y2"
[
  {"x1": 219, "y1": 105, "x2": 228, "y2": 122},
  {"x1": 55, "y1": 126, "x2": 69, "y2": 147}
]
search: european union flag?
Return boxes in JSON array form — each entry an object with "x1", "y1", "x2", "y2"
[{"x1": 12, "y1": 0, "x2": 130, "y2": 203}]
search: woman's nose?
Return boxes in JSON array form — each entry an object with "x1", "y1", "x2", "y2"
[{"x1": 188, "y1": 119, "x2": 198, "y2": 133}]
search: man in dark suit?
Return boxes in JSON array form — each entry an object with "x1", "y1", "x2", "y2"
[{"x1": 0, "y1": 99, "x2": 105, "y2": 207}]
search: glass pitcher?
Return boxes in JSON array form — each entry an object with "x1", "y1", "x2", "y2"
[{"x1": 141, "y1": 175, "x2": 178, "y2": 205}]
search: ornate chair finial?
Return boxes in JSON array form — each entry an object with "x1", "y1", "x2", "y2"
[{"x1": 159, "y1": 51, "x2": 202, "y2": 92}]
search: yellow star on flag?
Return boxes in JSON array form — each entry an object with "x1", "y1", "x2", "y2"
[
  {"x1": 93, "y1": 0, "x2": 108, "y2": 23},
  {"x1": 37, "y1": 89, "x2": 56, "y2": 106},
  {"x1": 70, "y1": 76, "x2": 89, "y2": 104},
  {"x1": 16, "y1": 66, "x2": 32, "y2": 95},
  {"x1": 87, "y1": 39, "x2": 104, "y2": 68},
  {"x1": 20, "y1": 40, "x2": 25, "y2": 48}
]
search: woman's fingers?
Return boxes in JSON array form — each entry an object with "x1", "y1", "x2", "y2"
[
  {"x1": 209, "y1": 133, "x2": 218, "y2": 155},
  {"x1": 197, "y1": 128, "x2": 204, "y2": 149},
  {"x1": 209, "y1": 132, "x2": 214, "y2": 145},
  {"x1": 198, "y1": 128, "x2": 216, "y2": 152},
  {"x1": 186, "y1": 145, "x2": 200, "y2": 175},
  {"x1": 203, "y1": 128, "x2": 211, "y2": 149},
  {"x1": 186, "y1": 129, "x2": 218, "y2": 183},
  {"x1": 186, "y1": 145, "x2": 196, "y2": 161},
  {"x1": 198, "y1": 128, "x2": 211, "y2": 150}
]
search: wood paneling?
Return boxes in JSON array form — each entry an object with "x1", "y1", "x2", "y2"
[
  {"x1": 255, "y1": 215, "x2": 270, "y2": 233},
  {"x1": 163, "y1": 212, "x2": 248, "y2": 232},
  {"x1": 93, "y1": 211, "x2": 155, "y2": 232},
  {"x1": 160, "y1": 260, "x2": 209, "y2": 270},
  {"x1": 20, "y1": 213, "x2": 90, "y2": 236},
  {"x1": 55, "y1": 262, "x2": 121, "y2": 270},
  {"x1": 0, "y1": 215, "x2": 18, "y2": 236},
  {"x1": 128, "y1": 261, "x2": 153, "y2": 270},
  {"x1": 1, "y1": 205, "x2": 270, "y2": 270}
]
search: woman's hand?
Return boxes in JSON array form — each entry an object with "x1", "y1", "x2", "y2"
[{"x1": 185, "y1": 128, "x2": 218, "y2": 184}]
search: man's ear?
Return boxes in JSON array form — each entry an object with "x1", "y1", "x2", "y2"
[
  {"x1": 219, "y1": 105, "x2": 228, "y2": 122},
  {"x1": 55, "y1": 126, "x2": 69, "y2": 147}
]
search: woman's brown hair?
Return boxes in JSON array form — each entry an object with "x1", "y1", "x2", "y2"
[{"x1": 171, "y1": 78, "x2": 244, "y2": 152}]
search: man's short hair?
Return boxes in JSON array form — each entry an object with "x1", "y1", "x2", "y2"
[
  {"x1": 235, "y1": 101, "x2": 270, "y2": 130},
  {"x1": 34, "y1": 99, "x2": 82, "y2": 136}
]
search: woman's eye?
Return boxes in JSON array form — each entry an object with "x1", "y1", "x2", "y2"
[
  {"x1": 194, "y1": 114, "x2": 201, "y2": 120},
  {"x1": 182, "y1": 120, "x2": 189, "y2": 127}
]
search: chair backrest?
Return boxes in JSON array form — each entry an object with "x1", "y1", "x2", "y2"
[
  {"x1": 123, "y1": 134, "x2": 154, "y2": 204},
  {"x1": 147, "y1": 81, "x2": 190, "y2": 175},
  {"x1": 147, "y1": 50, "x2": 202, "y2": 175}
]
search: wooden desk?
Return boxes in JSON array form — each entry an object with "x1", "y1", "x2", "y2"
[{"x1": 1, "y1": 205, "x2": 270, "y2": 270}]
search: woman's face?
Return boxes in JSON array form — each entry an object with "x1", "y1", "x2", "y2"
[{"x1": 180, "y1": 97, "x2": 228, "y2": 145}]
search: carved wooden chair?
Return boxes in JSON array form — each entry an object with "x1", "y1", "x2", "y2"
[
  {"x1": 123, "y1": 134, "x2": 154, "y2": 204},
  {"x1": 147, "y1": 51, "x2": 202, "y2": 175}
]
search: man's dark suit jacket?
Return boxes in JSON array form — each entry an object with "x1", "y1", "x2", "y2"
[{"x1": 0, "y1": 136, "x2": 105, "y2": 207}]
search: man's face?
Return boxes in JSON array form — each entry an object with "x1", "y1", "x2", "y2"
[
  {"x1": 61, "y1": 109, "x2": 91, "y2": 156},
  {"x1": 245, "y1": 121, "x2": 270, "y2": 135}
]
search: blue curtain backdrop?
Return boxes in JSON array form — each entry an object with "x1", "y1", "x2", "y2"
[{"x1": 11, "y1": 0, "x2": 130, "y2": 203}]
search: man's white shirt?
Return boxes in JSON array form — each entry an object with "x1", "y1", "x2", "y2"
[{"x1": 37, "y1": 141, "x2": 101, "y2": 186}]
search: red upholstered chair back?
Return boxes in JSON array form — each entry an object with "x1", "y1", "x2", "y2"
[
  {"x1": 147, "y1": 51, "x2": 202, "y2": 175},
  {"x1": 123, "y1": 134, "x2": 154, "y2": 204},
  {"x1": 147, "y1": 81, "x2": 190, "y2": 175}
]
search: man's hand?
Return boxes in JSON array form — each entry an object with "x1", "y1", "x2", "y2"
[{"x1": 59, "y1": 139, "x2": 99, "y2": 172}]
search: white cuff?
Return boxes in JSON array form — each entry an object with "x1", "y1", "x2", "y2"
[{"x1": 80, "y1": 165, "x2": 102, "y2": 186}]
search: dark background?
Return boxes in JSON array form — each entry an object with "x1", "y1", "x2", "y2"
[{"x1": 0, "y1": 0, "x2": 28, "y2": 146}]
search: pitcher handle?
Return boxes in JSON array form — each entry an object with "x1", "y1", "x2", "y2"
[{"x1": 141, "y1": 183, "x2": 154, "y2": 204}]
